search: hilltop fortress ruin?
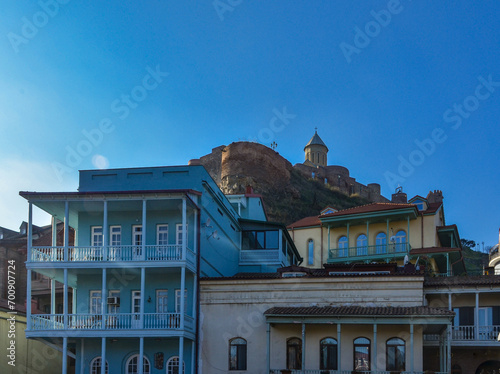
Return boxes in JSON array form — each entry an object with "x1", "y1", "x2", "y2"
[{"x1": 189, "y1": 131, "x2": 388, "y2": 203}]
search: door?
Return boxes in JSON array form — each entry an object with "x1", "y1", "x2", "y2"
[
  {"x1": 131, "y1": 291, "x2": 141, "y2": 328},
  {"x1": 132, "y1": 225, "x2": 142, "y2": 260}
]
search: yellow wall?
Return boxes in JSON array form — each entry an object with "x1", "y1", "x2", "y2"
[
  {"x1": 289, "y1": 209, "x2": 444, "y2": 267},
  {"x1": 0, "y1": 310, "x2": 63, "y2": 373}
]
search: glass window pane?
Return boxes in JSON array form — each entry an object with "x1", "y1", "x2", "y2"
[{"x1": 265, "y1": 231, "x2": 279, "y2": 249}]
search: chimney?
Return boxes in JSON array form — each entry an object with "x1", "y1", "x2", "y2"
[
  {"x1": 427, "y1": 190, "x2": 443, "y2": 204},
  {"x1": 245, "y1": 185, "x2": 254, "y2": 195},
  {"x1": 391, "y1": 187, "x2": 407, "y2": 204}
]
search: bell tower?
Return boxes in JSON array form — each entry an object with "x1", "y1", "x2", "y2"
[{"x1": 304, "y1": 128, "x2": 328, "y2": 167}]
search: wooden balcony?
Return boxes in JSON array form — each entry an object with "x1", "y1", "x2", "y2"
[
  {"x1": 328, "y1": 243, "x2": 411, "y2": 263},
  {"x1": 29, "y1": 245, "x2": 196, "y2": 268},
  {"x1": 28, "y1": 312, "x2": 195, "y2": 337}
]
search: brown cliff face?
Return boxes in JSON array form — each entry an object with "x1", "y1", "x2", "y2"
[{"x1": 196, "y1": 141, "x2": 369, "y2": 224}]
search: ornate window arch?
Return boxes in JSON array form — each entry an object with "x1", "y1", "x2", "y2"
[
  {"x1": 353, "y1": 337, "x2": 370, "y2": 371},
  {"x1": 320, "y1": 337, "x2": 337, "y2": 370},
  {"x1": 229, "y1": 337, "x2": 247, "y2": 370},
  {"x1": 386, "y1": 337, "x2": 405, "y2": 371},
  {"x1": 166, "y1": 356, "x2": 185, "y2": 374},
  {"x1": 287, "y1": 337, "x2": 302, "y2": 369}
]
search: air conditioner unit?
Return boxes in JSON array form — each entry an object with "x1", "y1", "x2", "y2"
[{"x1": 107, "y1": 297, "x2": 120, "y2": 305}]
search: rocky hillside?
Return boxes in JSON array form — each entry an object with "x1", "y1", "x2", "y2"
[{"x1": 191, "y1": 142, "x2": 369, "y2": 224}]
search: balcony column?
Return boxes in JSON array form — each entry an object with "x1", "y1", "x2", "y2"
[
  {"x1": 446, "y1": 324, "x2": 452, "y2": 373},
  {"x1": 372, "y1": 324, "x2": 377, "y2": 371},
  {"x1": 62, "y1": 336, "x2": 68, "y2": 374},
  {"x1": 142, "y1": 200, "x2": 147, "y2": 261},
  {"x1": 80, "y1": 339, "x2": 85, "y2": 374},
  {"x1": 410, "y1": 323, "x2": 414, "y2": 373},
  {"x1": 366, "y1": 221, "x2": 370, "y2": 247},
  {"x1": 346, "y1": 223, "x2": 350, "y2": 253},
  {"x1": 101, "y1": 337, "x2": 106, "y2": 374},
  {"x1": 182, "y1": 197, "x2": 187, "y2": 260},
  {"x1": 63, "y1": 268, "x2": 68, "y2": 328},
  {"x1": 327, "y1": 225, "x2": 330, "y2": 255},
  {"x1": 337, "y1": 324, "x2": 341, "y2": 371},
  {"x1": 475, "y1": 292, "x2": 479, "y2": 340},
  {"x1": 446, "y1": 253, "x2": 450, "y2": 275},
  {"x1": 28, "y1": 203, "x2": 33, "y2": 261},
  {"x1": 72, "y1": 288, "x2": 77, "y2": 314},
  {"x1": 191, "y1": 341, "x2": 195, "y2": 374},
  {"x1": 407, "y1": 216, "x2": 410, "y2": 250},
  {"x1": 101, "y1": 269, "x2": 107, "y2": 326},
  {"x1": 140, "y1": 267, "x2": 145, "y2": 329},
  {"x1": 266, "y1": 323, "x2": 271, "y2": 373},
  {"x1": 301, "y1": 323, "x2": 306, "y2": 371},
  {"x1": 64, "y1": 201, "x2": 69, "y2": 261},
  {"x1": 448, "y1": 293, "x2": 452, "y2": 310},
  {"x1": 180, "y1": 267, "x2": 186, "y2": 329},
  {"x1": 51, "y1": 279, "x2": 56, "y2": 315},
  {"x1": 179, "y1": 337, "x2": 184, "y2": 374},
  {"x1": 386, "y1": 218, "x2": 390, "y2": 253},
  {"x1": 103, "y1": 200, "x2": 108, "y2": 261},
  {"x1": 27, "y1": 270, "x2": 31, "y2": 330},
  {"x1": 192, "y1": 273, "x2": 197, "y2": 319},
  {"x1": 139, "y1": 337, "x2": 144, "y2": 374}
]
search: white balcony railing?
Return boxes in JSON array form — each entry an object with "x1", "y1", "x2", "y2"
[
  {"x1": 31, "y1": 313, "x2": 191, "y2": 331},
  {"x1": 424, "y1": 325, "x2": 500, "y2": 342},
  {"x1": 30, "y1": 245, "x2": 192, "y2": 263}
]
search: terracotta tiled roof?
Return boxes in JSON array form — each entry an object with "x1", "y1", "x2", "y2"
[
  {"x1": 287, "y1": 215, "x2": 321, "y2": 229},
  {"x1": 424, "y1": 275, "x2": 500, "y2": 288},
  {"x1": 264, "y1": 305, "x2": 454, "y2": 317},
  {"x1": 320, "y1": 203, "x2": 417, "y2": 218}
]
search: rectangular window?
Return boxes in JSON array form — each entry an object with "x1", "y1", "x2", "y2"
[
  {"x1": 90, "y1": 290, "x2": 102, "y2": 314},
  {"x1": 91, "y1": 226, "x2": 103, "y2": 247},
  {"x1": 242, "y1": 230, "x2": 279, "y2": 250},
  {"x1": 156, "y1": 290, "x2": 168, "y2": 314},
  {"x1": 132, "y1": 225, "x2": 142, "y2": 246},
  {"x1": 308, "y1": 239, "x2": 314, "y2": 265},
  {"x1": 176, "y1": 224, "x2": 187, "y2": 245},
  {"x1": 107, "y1": 290, "x2": 120, "y2": 314},
  {"x1": 110, "y1": 226, "x2": 121, "y2": 246},
  {"x1": 175, "y1": 289, "x2": 188, "y2": 313},
  {"x1": 157, "y1": 224, "x2": 169, "y2": 246}
]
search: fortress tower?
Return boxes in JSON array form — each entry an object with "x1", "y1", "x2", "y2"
[{"x1": 304, "y1": 129, "x2": 328, "y2": 167}]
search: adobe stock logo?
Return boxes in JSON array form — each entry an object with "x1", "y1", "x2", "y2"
[
  {"x1": 384, "y1": 75, "x2": 499, "y2": 191},
  {"x1": 7, "y1": 0, "x2": 71, "y2": 54},
  {"x1": 339, "y1": 0, "x2": 410, "y2": 64}
]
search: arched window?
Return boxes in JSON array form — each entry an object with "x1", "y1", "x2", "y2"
[
  {"x1": 356, "y1": 234, "x2": 367, "y2": 256},
  {"x1": 376, "y1": 232, "x2": 387, "y2": 254},
  {"x1": 338, "y1": 236, "x2": 348, "y2": 257},
  {"x1": 126, "y1": 354, "x2": 150, "y2": 374},
  {"x1": 395, "y1": 230, "x2": 407, "y2": 252},
  {"x1": 90, "y1": 357, "x2": 108, "y2": 374},
  {"x1": 320, "y1": 338, "x2": 338, "y2": 370},
  {"x1": 307, "y1": 239, "x2": 314, "y2": 265},
  {"x1": 287, "y1": 337, "x2": 302, "y2": 370},
  {"x1": 229, "y1": 338, "x2": 247, "y2": 370},
  {"x1": 353, "y1": 337, "x2": 370, "y2": 371},
  {"x1": 451, "y1": 364, "x2": 462, "y2": 374},
  {"x1": 166, "y1": 356, "x2": 185, "y2": 374},
  {"x1": 386, "y1": 337, "x2": 405, "y2": 371}
]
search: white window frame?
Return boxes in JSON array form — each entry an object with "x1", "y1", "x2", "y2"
[
  {"x1": 110, "y1": 225, "x2": 121, "y2": 246},
  {"x1": 157, "y1": 224, "x2": 169, "y2": 246},
  {"x1": 132, "y1": 225, "x2": 143, "y2": 246},
  {"x1": 107, "y1": 290, "x2": 120, "y2": 314},
  {"x1": 90, "y1": 357, "x2": 109, "y2": 374},
  {"x1": 156, "y1": 289, "x2": 168, "y2": 314},
  {"x1": 126, "y1": 354, "x2": 150, "y2": 374},
  {"x1": 91, "y1": 226, "x2": 103, "y2": 247},
  {"x1": 176, "y1": 223, "x2": 188, "y2": 245},
  {"x1": 307, "y1": 239, "x2": 314, "y2": 265},
  {"x1": 175, "y1": 289, "x2": 188, "y2": 313},
  {"x1": 131, "y1": 290, "x2": 141, "y2": 314},
  {"x1": 90, "y1": 290, "x2": 102, "y2": 314}
]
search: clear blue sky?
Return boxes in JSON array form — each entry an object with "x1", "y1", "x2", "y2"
[{"x1": 0, "y1": 1, "x2": 498, "y2": 248}]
